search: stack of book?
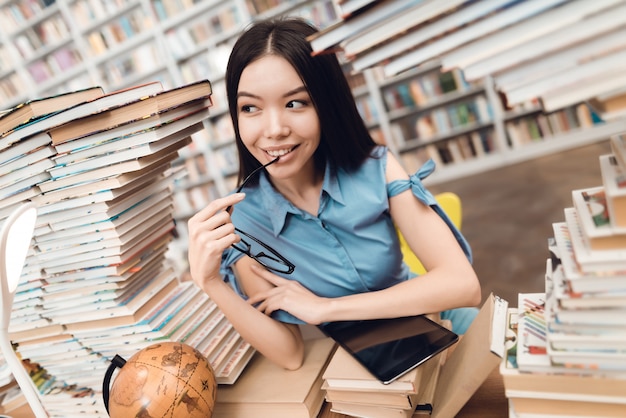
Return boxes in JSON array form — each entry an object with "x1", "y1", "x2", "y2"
[
  {"x1": 501, "y1": 133, "x2": 626, "y2": 417},
  {"x1": 0, "y1": 81, "x2": 254, "y2": 416},
  {"x1": 322, "y1": 295, "x2": 509, "y2": 418},
  {"x1": 214, "y1": 337, "x2": 336, "y2": 418},
  {"x1": 322, "y1": 340, "x2": 444, "y2": 418}
]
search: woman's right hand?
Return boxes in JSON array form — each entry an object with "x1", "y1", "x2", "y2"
[{"x1": 187, "y1": 193, "x2": 246, "y2": 291}]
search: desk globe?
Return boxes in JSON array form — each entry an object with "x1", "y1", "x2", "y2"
[{"x1": 108, "y1": 342, "x2": 217, "y2": 417}]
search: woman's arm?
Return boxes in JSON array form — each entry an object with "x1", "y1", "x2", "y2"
[
  {"x1": 247, "y1": 152, "x2": 481, "y2": 323},
  {"x1": 322, "y1": 151, "x2": 481, "y2": 319},
  {"x1": 187, "y1": 193, "x2": 305, "y2": 370}
]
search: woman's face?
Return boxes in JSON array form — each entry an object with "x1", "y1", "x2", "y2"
[{"x1": 236, "y1": 54, "x2": 321, "y2": 180}]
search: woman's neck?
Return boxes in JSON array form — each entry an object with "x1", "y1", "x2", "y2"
[{"x1": 270, "y1": 163, "x2": 324, "y2": 215}]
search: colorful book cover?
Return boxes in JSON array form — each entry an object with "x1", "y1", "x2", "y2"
[{"x1": 516, "y1": 292, "x2": 551, "y2": 373}]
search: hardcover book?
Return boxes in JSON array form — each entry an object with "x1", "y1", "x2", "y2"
[
  {"x1": 610, "y1": 133, "x2": 626, "y2": 170},
  {"x1": 571, "y1": 186, "x2": 626, "y2": 250},
  {"x1": 0, "y1": 82, "x2": 164, "y2": 150},
  {"x1": 0, "y1": 86, "x2": 104, "y2": 136},
  {"x1": 599, "y1": 154, "x2": 626, "y2": 228},
  {"x1": 47, "y1": 79, "x2": 212, "y2": 145},
  {"x1": 214, "y1": 337, "x2": 336, "y2": 418},
  {"x1": 562, "y1": 207, "x2": 626, "y2": 274}
]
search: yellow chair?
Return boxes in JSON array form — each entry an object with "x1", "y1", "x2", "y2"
[{"x1": 397, "y1": 192, "x2": 462, "y2": 275}]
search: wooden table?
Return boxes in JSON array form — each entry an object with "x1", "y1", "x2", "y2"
[
  {"x1": 2, "y1": 363, "x2": 507, "y2": 418},
  {"x1": 318, "y1": 366, "x2": 508, "y2": 418}
]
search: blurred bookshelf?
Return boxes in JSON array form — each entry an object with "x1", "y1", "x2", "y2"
[
  {"x1": 3, "y1": 0, "x2": 626, "y2": 257},
  {"x1": 0, "y1": 0, "x2": 340, "y2": 265}
]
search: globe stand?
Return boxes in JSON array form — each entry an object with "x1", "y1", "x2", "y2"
[
  {"x1": 101, "y1": 342, "x2": 217, "y2": 417},
  {"x1": 102, "y1": 354, "x2": 127, "y2": 414}
]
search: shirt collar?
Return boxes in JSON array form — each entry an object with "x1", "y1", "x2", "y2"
[{"x1": 259, "y1": 161, "x2": 345, "y2": 236}]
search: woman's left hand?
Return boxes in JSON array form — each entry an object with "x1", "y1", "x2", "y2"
[{"x1": 246, "y1": 264, "x2": 327, "y2": 324}]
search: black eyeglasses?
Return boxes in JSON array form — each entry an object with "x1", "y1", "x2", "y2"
[{"x1": 227, "y1": 157, "x2": 295, "y2": 275}]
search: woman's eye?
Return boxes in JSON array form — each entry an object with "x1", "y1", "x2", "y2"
[
  {"x1": 240, "y1": 104, "x2": 258, "y2": 113},
  {"x1": 287, "y1": 100, "x2": 307, "y2": 109}
]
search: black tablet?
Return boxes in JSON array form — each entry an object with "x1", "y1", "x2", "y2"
[{"x1": 318, "y1": 315, "x2": 458, "y2": 384}]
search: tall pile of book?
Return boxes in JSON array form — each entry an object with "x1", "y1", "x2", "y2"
[
  {"x1": 0, "y1": 81, "x2": 254, "y2": 416},
  {"x1": 501, "y1": 133, "x2": 626, "y2": 417}
]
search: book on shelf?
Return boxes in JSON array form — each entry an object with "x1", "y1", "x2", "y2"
[
  {"x1": 571, "y1": 186, "x2": 626, "y2": 251},
  {"x1": 0, "y1": 86, "x2": 104, "y2": 136},
  {"x1": 213, "y1": 337, "x2": 336, "y2": 418},
  {"x1": 47, "y1": 79, "x2": 212, "y2": 145},
  {"x1": 589, "y1": 90, "x2": 626, "y2": 121},
  {"x1": 599, "y1": 154, "x2": 626, "y2": 228},
  {"x1": 0, "y1": 82, "x2": 164, "y2": 150}
]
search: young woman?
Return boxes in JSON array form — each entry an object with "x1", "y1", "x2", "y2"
[{"x1": 187, "y1": 17, "x2": 481, "y2": 370}]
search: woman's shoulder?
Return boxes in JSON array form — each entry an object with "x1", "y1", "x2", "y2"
[{"x1": 370, "y1": 144, "x2": 388, "y2": 159}]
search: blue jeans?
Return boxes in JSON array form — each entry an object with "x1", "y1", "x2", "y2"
[{"x1": 441, "y1": 307, "x2": 479, "y2": 334}]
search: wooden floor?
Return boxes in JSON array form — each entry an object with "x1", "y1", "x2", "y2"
[{"x1": 428, "y1": 140, "x2": 613, "y2": 307}]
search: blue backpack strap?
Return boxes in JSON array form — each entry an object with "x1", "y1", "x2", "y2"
[{"x1": 387, "y1": 159, "x2": 472, "y2": 263}]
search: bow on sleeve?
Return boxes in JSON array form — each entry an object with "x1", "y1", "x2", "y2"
[{"x1": 387, "y1": 159, "x2": 473, "y2": 262}]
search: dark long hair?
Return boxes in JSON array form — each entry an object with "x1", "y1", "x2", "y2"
[{"x1": 226, "y1": 17, "x2": 377, "y2": 186}]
